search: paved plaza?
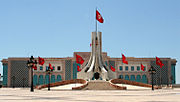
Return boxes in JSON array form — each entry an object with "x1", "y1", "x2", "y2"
[{"x1": 0, "y1": 88, "x2": 180, "y2": 102}]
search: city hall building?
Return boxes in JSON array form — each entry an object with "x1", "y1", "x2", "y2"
[{"x1": 1, "y1": 52, "x2": 177, "y2": 87}]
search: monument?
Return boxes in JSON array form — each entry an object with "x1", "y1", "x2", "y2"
[{"x1": 77, "y1": 32, "x2": 116, "y2": 81}]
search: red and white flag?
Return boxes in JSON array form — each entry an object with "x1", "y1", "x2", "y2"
[
  {"x1": 38, "y1": 57, "x2": 45, "y2": 65},
  {"x1": 156, "y1": 57, "x2": 164, "y2": 68},
  {"x1": 122, "y1": 54, "x2": 128, "y2": 64},
  {"x1": 76, "y1": 54, "x2": 84, "y2": 65},
  {"x1": 77, "y1": 65, "x2": 81, "y2": 72},
  {"x1": 96, "y1": 10, "x2": 104, "y2": 23},
  {"x1": 110, "y1": 66, "x2": 115, "y2": 72},
  {"x1": 49, "y1": 63, "x2": 54, "y2": 70},
  {"x1": 141, "y1": 64, "x2": 145, "y2": 71},
  {"x1": 32, "y1": 64, "x2": 37, "y2": 70}
]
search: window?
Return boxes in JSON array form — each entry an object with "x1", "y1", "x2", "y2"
[
  {"x1": 53, "y1": 66, "x2": 55, "y2": 70},
  {"x1": 137, "y1": 66, "x2": 140, "y2": 71},
  {"x1": 125, "y1": 66, "x2": 128, "y2": 71},
  {"x1": 46, "y1": 66, "x2": 49, "y2": 71},
  {"x1": 40, "y1": 66, "x2": 43, "y2": 70},
  {"x1": 131, "y1": 66, "x2": 134, "y2": 71},
  {"x1": 119, "y1": 66, "x2": 123, "y2": 71},
  {"x1": 57, "y1": 66, "x2": 61, "y2": 71},
  {"x1": 144, "y1": 66, "x2": 146, "y2": 71},
  {"x1": 119, "y1": 75, "x2": 123, "y2": 79}
]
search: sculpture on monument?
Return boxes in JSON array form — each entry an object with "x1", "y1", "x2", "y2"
[
  {"x1": 77, "y1": 9, "x2": 116, "y2": 81},
  {"x1": 77, "y1": 32, "x2": 116, "y2": 81}
]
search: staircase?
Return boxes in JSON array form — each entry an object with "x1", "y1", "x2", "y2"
[{"x1": 81, "y1": 80, "x2": 124, "y2": 90}]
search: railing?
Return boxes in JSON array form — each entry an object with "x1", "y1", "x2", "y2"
[
  {"x1": 110, "y1": 79, "x2": 159, "y2": 89},
  {"x1": 109, "y1": 80, "x2": 126, "y2": 90},
  {"x1": 36, "y1": 79, "x2": 87, "y2": 90}
]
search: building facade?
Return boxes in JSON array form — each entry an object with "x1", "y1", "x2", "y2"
[{"x1": 1, "y1": 52, "x2": 177, "y2": 87}]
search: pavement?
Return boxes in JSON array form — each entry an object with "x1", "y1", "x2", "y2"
[{"x1": 0, "y1": 87, "x2": 180, "y2": 102}]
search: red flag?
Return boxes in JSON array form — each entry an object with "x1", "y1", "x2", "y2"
[
  {"x1": 110, "y1": 66, "x2": 115, "y2": 72},
  {"x1": 90, "y1": 43, "x2": 92, "y2": 47},
  {"x1": 32, "y1": 64, "x2": 37, "y2": 70},
  {"x1": 49, "y1": 63, "x2": 53, "y2": 70},
  {"x1": 77, "y1": 65, "x2": 81, "y2": 72},
  {"x1": 156, "y1": 57, "x2": 164, "y2": 68},
  {"x1": 96, "y1": 10, "x2": 104, "y2": 23},
  {"x1": 76, "y1": 54, "x2": 84, "y2": 64},
  {"x1": 141, "y1": 64, "x2": 145, "y2": 71},
  {"x1": 122, "y1": 54, "x2": 128, "y2": 64},
  {"x1": 38, "y1": 57, "x2": 45, "y2": 65}
]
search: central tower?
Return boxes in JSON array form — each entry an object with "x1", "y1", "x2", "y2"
[{"x1": 77, "y1": 32, "x2": 116, "y2": 81}]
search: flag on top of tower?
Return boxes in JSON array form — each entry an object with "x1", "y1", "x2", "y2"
[
  {"x1": 156, "y1": 57, "x2": 164, "y2": 68},
  {"x1": 96, "y1": 10, "x2": 104, "y2": 23}
]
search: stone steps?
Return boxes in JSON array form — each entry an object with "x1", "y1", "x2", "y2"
[{"x1": 82, "y1": 80, "x2": 118, "y2": 90}]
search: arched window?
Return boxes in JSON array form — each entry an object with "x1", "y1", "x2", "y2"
[
  {"x1": 125, "y1": 75, "x2": 129, "y2": 80},
  {"x1": 130, "y1": 75, "x2": 135, "y2": 81},
  {"x1": 142, "y1": 75, "x2": 148, "y2": 83},
  {"x1": 33, "y1": 75, "x2": 38, "y2": 86},
  {"x1": 136, "y1": 75, "x2": 141, "y2": 82},
  {"x1": 56, "y1": 75, "x2": 62, "y2": 82},
  {"x1": 39, "y1": 75, "x2": 44, "y2": 85},
  {"x1": 51, "y1": 75, "x2": 56, "y2": 83},
  {"x1": 119, "y1": 75, "x2": 123, "y2": 79}
]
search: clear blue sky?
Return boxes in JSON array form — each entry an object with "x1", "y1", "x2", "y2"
[{"x1": 0, "y1": 0, "x2": 179, "y2": 83}]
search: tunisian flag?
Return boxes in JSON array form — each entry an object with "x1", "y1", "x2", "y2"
[
  {"x1": 32, "y1": 64, "x2": 37, "y2": 70},
  {"x1": 156, "y1": 57, "x2": 164, "y2": 68},
  {"x1": 141, "y1": 64, "x2": 145, "y2": 71},
  {"x1": 38, "y1": 57, "x2": 45, "y2": 65},
  {"x1": 122, "y1": 54, "x2": 128, "y2": 64},
  {"x1": 110, "y1": 66, "x2": 115, "y2": 72},
  {"x1": 96, "y1": 10, "x2": 104, "y2": 23},
  {"x1": 76, "y1": 54, "x2": 84, "y2": 65},
  {"x1": 49, "y1": 63, "x2": 54, "y2": 70},
  {"x1": 77, "y1": 65, "x2": 81, "y2": 72}
]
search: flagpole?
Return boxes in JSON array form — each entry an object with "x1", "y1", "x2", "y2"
[{"x1": 96, "y1": 7, "x2": 98, "y2": 35}]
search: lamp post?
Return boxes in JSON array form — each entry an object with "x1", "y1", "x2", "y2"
[
  {"x1": 22, "y1": 78, "x2": 26, "y2": 88},
  {"x1": 12, "y1": 76, "x2": 15, "y2": 88},
  {"x1": 27, "y1": 56, "x2": 37, "y2": 92},
  {"x1": 46, "y1": 64, "x2": 53, "y2": 91},
  {"x1": 148, "y1": 66, "x2": 156, "y2": 91}
]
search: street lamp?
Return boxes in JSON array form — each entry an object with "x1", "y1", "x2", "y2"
[
  {"x1": 22, "y1": 78, "x2": 26, "y2": 88},
  {"x1": 27, "y1": 56, "x2": 37, "y2": 92},
  {"x1": 12, "y1": 76, "x2": 15, "y2": 88},
  {"x1": 46, "y1": 64, "x2": 54, "y2": 91},
  {"x1": 148, "y1": 66, "x2": 156, "y2": 91}
]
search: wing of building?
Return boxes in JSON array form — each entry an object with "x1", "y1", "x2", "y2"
[{"x1": 1, "y1": 52, "x2": 177, "y2": 87}]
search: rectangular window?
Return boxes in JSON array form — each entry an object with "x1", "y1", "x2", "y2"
[
  {"x1": 53, "y1": 66, "x2": 55, "y2": 70},
  {"x1": 137, "y1": 66, "x2": 140, "y2": 71},
  {"x1": 144, "y1": 66, "x2": 146, "y2": 71},
  {"x1": 125, "y1": 66, "x2": 128, "y2": 71},
  {"x1": 119, "y1": 66, "x2": 123, "y2": 71},
  {"x1": 57, "y1": 66, "x2": 61, "y2": 71},
  {"x1": 131, "y1": 66, "x2": 134, "y2": 71},
  {"x1": 40, "y1": 66, "x2": 43, "y2": 70},
  {"x1": 46, "y1": 66, "x2": 49, "y2": 71}
]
